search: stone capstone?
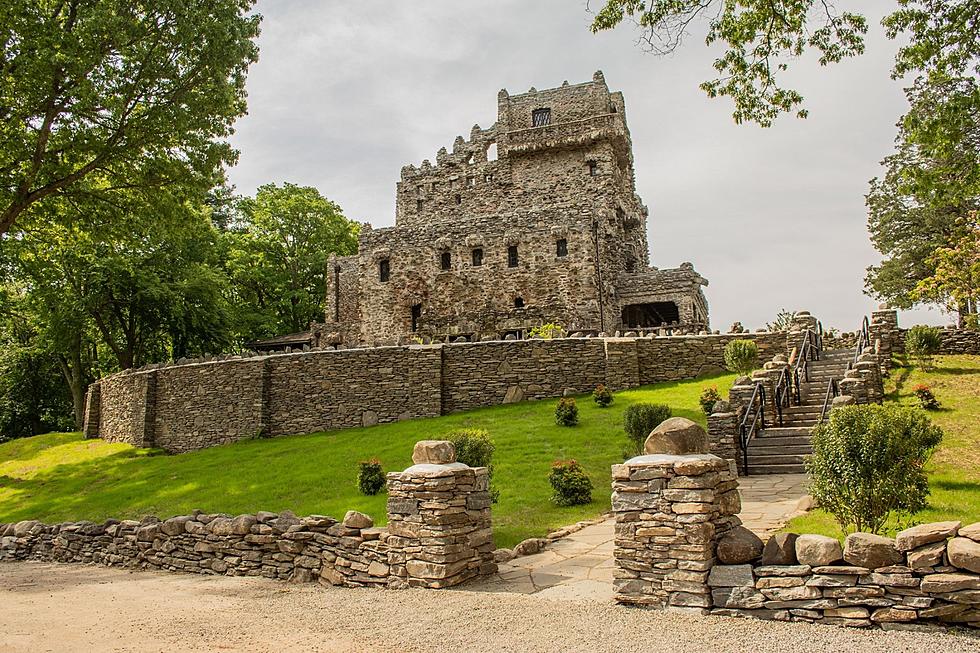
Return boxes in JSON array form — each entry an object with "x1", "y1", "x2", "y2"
[
  {"x1": 643, "y1": 417, "x2": 709, "y2": 455},
  {"x1": 795, "y1": 534, "x2": 843, "y2": 567},
  {"x1": 895, "y1": 521, "x2": 960, "y2": 551},
  {"x1": 844, "y1": 533, "x2": 902, "y2": 570},
  {"x1": 761, "y1": 533, "x2": 798, "y2": 566},
  {"x1": 411, "y1": 440, "x2": 456, "y2": 465},
  {"x1": 342, "y1": 510, "x2": 374, "y2": 530},
  {"x1": 947, "y1": 537, "x2": 980, "y2": 574},
  {"x1": 716, "y1": 526, "x2": 764, "y2": 564}
]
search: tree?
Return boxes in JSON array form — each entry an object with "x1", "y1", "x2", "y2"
[
  {"x1": 0, "y1": 0, "x2": 261, "y2": 235},
  {"x1": 588, "y1": 1, "x2": 980, "y2": 126},
  {"x1": 226, "y1": 183, "x2": 359, "y2": 338}
]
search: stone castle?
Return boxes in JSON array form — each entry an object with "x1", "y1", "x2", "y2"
[{"x1": 313, "y1": 71, "x2": 708, "y2": 347}]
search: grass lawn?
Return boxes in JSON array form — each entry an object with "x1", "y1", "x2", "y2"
[
  {"x1": 785, "y1": 354, "x2": 980, "y2": 538},
  {"x1": 0, "y1": 372, "x2": 734, "y2": 548}
]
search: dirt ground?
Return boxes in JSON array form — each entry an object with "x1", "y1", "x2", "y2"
[{"x1": 1, "y1": 562, "x2": 977, "y2": 653}]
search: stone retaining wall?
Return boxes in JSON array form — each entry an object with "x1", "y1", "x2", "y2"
[{"x1": 85, "y1": 331, "x2": 785, "y2": 454}]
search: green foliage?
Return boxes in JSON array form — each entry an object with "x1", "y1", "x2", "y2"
[
  {"x1": 766, "y1": 309, "x2": 796, "y2": 332},
  {"x1": 548, "y1": 459, "x2": 593, "y2": 507},
  {"x1": 528, "y1": 323, "x2": 565, "y2": 339},
  {"x1": 623, "y1": 403, "x2": 671, "y2": 456},
  {"x1": 699, "y1": 386, "x2": 721, "y2": 416},
  {"x1": 913, "y1": 384, "x2": 941, "y2": 411},
  {"x1": 905, "y1": 325, "x2": 943, "y2": 368},
  {"x1": 0, "y1": 0, "x2": 261, "y2": 235},
  {"x1": 447, "y1": 429, "x2": 499, "y2": 503},
  {"x1": 226, "y1": 183, "x2": 359, "y2": 338},
  {"x1": 806, "y1": 404, "x2": 943, "y2": 534},
  {"x1": 592, "y1": 384, "x2": 613, "y2": 407},
  {"x1": 554, "y1": 397, "x2": 579, "y2": 426},
  {"x1": 357, "y1": 459, "x2": 385, "y2": 496},
  {"x1": 723, "y1": 339, "x2": 759, "y2": 376}
]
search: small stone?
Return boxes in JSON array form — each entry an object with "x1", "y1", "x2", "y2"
[
  {"x1": 844, "y1": 532, "x2": 902, "y2": 570},
  {"x1": 795, "y1": 534, "x2": 843, "y2": 567},
  {"x1": 761, "y1": 533, "x2": 798, "y2": 566},
  {"x1": 919, "y1": 573, "x2": 980, "y2": 593},
  {"x1": 947, "y1": 537, "x2": 980, "y2": 573},
  {"x1": 906, "y1": 541, "x2": 947, "y2": 569},
  {"x1": 717, "y1": 526, "x2": 764, "y2": 564},
  {"x1": 895, "y1": 521, "x2": 960, "y2": 551},
  {"x1": 493, "y1": 548, "x2": 515, "y2": 563},
  {"x1": 871, "y1": 607, "x2": 918, "y2": 623},
  {"x1": 644, "y1": 417, "x2": 708, "y2": 455},
  {"x1": 411, "y1": 440, "x2": 456, "y2": 465},
  {"x1": 342, "y1": 510, "x2": 373, "y2": 530},
  {"x1": 513, "y1": 538, "x2": 548, "y2": 557},
  {"x1": 707, "y1": 564, "x2": 754, "y2": 587}
]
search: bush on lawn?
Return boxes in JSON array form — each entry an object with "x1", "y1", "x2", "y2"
[
  {"x1": 806, "y1": 404, "x2": 943, "y2": 534},
  {"x1": 593, "y1": 384, "x2": 613, "y2": 407},
  {"x1": 905, "y1": 325, "x2": 943, "y2": 369},
  {"x1": 549, "y1": 459, "x2": 593, "y2": 506},
  {"x1": 357, "y1": 459, "x2": 386, "y2": 495},
  {"x1": 447, "y1": 428, "x2": 500, "y2": 503},
  {"x1": 699, "y1": 386, "x2": 721, "y2": 415},
  {"x1": 724, "y1": 339, "x2": 759, "y2": 376},
  {"x1": 913, "y1": 384, "x2": 941, "y2": 410},
  {"x1": 623, "y1": 403, "x2": 671, "y2": 457},
  {"x1": 555, "y1": 397, "x2": 579, "y2": 426}
]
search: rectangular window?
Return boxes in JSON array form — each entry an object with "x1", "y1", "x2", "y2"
[
  {"x1": 431, "y1": 181, "x2": 439, "y2": 192},
  {"x1": 417, "y1": 199, "x2": 423, "y2": 211},
  {"x1": 588, "y1": 160, "x2": 598, "y2": 176},
  {"x1": 379, "y1": 259, "x2": 390, "y2": 282},
  {"x1": 484, "y1": 173, "x2": 493, "y2": 183},
  {"x1": 472, "y1": 248, "x2": 483, "y2": 266},
  {"x1": 532, "y1": 108, "x2": 551, "y2": 127},
  {"x1": 556, "y1": 238, "x2": 568, "y2": 257},
  {"x1": 455, "y1": 194, "x2": 462, "y2": 205},
  {"x1": 467, "y1": 176, "x2": 475, "y2": 188},
  {"x1": 440, "y1": 251, "x2": 451, "y2": 270},
  {"x1": 507, "y1": 245, "x2": 518, "y2": 268},
  {"x1": 411, "y1": 304, "x2": 421, "y2": 332}
]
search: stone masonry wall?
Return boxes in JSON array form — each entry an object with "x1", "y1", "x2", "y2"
[{"x1": 88, "y1": 330, "x2": 787, "y2": 454}]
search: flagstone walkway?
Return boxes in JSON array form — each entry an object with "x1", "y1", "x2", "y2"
[{"x1": 469, "y1": 473, "x2": 809, "y2": 601}]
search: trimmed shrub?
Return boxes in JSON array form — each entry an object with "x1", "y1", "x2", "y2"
[
  {"x1": 357, "y1": 459, "x2": 385, "y2": 495},
  {"x1": 724, "y1": 339, "x2": 759, "y2": 376},
  {"x1": 913, "y1": 384, "x2": 941, "y2": 411},
  {"x1": 593, "y1": 384, "x2": 613, "y2": 407},
  {"x1": 623, "y1": 403, "x2": 671, "y2": 456},
  {"x1": 447, "y1": 429, "x2": 500, "y2": 502},
  {"x1": 699, "y1": 386, "x2": 721, "y2": 415},
  {"x1": 554, "y1": 397, "x2": 579, "y2": 426},
  {"x1": 806, "y1": 404, "x2": 943, "y2": 534},
  {"x1": 549, "y1": 459, "x2": 593, "y2": 506},
  {"x1": 905, "y1": 325, "x2": 942, "y2": 369}
]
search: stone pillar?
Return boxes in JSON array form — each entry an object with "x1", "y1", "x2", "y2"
[
  {"x1": 612, "y1": 452, "x2": 741, "y2": 611},
  {"x1": 82, "y1": 383, "x2": 101, "y2": 439},
  {"x1": 869, "y1": 308, "x2": 901, "y2": 367},
  {"x1": 706, "y1": 409, "x2": 738, "y2": 464},
  {"x1": 385, "y1": 440, "x2": 496, "y2": 588},
  {"x1": 854, "y1": 352, "x2": 883, "y2": 404},
  {"x1": 603, "y1": 338, "x2": 640, "y2": 390}
]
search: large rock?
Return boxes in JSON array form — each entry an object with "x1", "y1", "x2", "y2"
[
  {"x1": 761, "y1": 533, "x2": 798, "y2": 566},
  {"x1": 795, "y1": 534, "x2": 843, "y2": 567},
  {"x1": 906, "y1": 541, "x2": 947, "y2": 569},
  {"x1": 411, "y1": 440, "x2": 456, "y2": 465},
  {"x1": 947, "y1": 537, "x2": 980, "y2": 574},
  {"x1": 717, "y1": 526, "x2": 764, "y2": 564},
  {"x1": 895, "y1": 521, "x2": 960, "y2": 551},
  {"x1": 844, "y1": 533, "x2": 902, "y2": 570},
  {"x1": 342, "y1": 510, "x2": 374, "y2": 530},
  {"x1": 919, "y1": 573, "x2": 980, "y2": 593},
  {"x1": 959, "y1": 522, "x2": 980, "y2": 543},
  {"x1": 643, "y1": 417, "x2": 708, "y2": 455}
]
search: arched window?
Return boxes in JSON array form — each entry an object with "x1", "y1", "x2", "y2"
[
  {"x1": 507, "y1": 245, "x2": 518, "y2": 268},
  {"x1": 486, "y1": 142, "x2": 498, "y2": 161},
  {"x1": 472, "y1": 248, "x2": 483, "y2": 266},
  {"x1": 440, "y1": 251, "x2": 451, "y2": 270},
  {"x1": 379, "y1": 259, "x2": 390, "y2": 282},
  {"x1": 556, "y1": 238, "x2": 568, "y2": 257}
]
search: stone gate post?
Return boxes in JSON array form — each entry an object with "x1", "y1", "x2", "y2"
[
  {"x1": 385, "y1": 440, "x2": 496, "y2": 588},
  {"x1": 612, "y1": 423, "x2": 741, "y2": 611}
]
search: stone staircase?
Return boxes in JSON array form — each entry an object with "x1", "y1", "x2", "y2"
[{"x1": 744, "y1": 348, "x2": 853, "y2": 474}]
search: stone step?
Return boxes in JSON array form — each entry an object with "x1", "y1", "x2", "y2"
[
  {"x1": 745, "y1": 462, "x2": 806, "y2": 475},
  {"x1": 759, "y1": 426, "x2": 812, "y2": 436},
  {"x1": 745, "y1": 453, "x2": 808, "y2": 465},
  {"x1": 750, "y1": 436, "x2": 812, "y2": 448},
  {"x1": 747, "y1": 445, "x2": 813, "y2": 456}
]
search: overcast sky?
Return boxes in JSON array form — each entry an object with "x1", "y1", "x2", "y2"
[{"x1": 227, "y1": 0, "x2": 949, "y2": 332}]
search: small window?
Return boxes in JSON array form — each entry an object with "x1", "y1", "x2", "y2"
[
  {"x1": 486, "y1": 143, "x2": 498, "y2": 161},
  {"x1": 514, "y1": 297, "x2": 525, "y2": 308},
  {"x1": 411, "y1": 304, "x2": 422, "y2": 332},
  {"x1": 440, "y1": 251, "x2": 451, "y2": 270},
  {"x1": 431, "y1": 181, "x2": 439, "y2": 192},
  {"x1": 379, "y1": 259, "x2": 390, "y2": 282},
  {"x1": 467, "y1": 153, "x2": 475, "y2": 165},
  {"x1": 484, "y1": 173, "x2": 493, "y2": 183},
  {"x1": 417, "y1": 199, "x2": 423, "y2": 211},
  {"x1": 472, "y1": 248, "x2": 483, "y2": 266},
  {"x1": 532, "y1": 108, "x2": 551, "y2": 127},
  {"x1": 507, "y1": 245, "x2": 518, "y2": 268},
  {"x1": 455, "y1": 194, "x2": 461, "y2": 205},
  {"x1": 467, "y1": 176, "x2": 475, "y2": 188},
  {"x1": 416, "y1": 185, "x2": 424, "y2": 195},
  {"x1": 556, "y1": 238, "x2": 568, "y2": 257},
  {"x1": 587, "y1": 160, "x2": 598, "y2": 176}
]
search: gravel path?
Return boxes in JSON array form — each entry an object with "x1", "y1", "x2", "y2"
[{"x1": 2, "y1": 562, "x2": 977, "y2": 652}]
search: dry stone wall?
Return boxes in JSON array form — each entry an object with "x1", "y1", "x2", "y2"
[{"x1": 85, "y1": 331, "x2": 786, "y2": 454}]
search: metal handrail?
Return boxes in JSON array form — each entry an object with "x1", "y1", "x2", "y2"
[
  {"x1": 851, "y1": 315, "x2": 870, "y2": 367},
  {"x1": 739, "y1": 382, "x2": 766, "y2": 475},
  {"x1": 791, "y1": 328, "x2": 818, "y2": 403},
  {"x1": 773, "y1": 367, "x2": 791, "y2": 425},
  {"x1": 819, "y1": 378, "x2": 840, "y2": 423}
]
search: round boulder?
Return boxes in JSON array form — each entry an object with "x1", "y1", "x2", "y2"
[
  {"x1": 643, "y1": 417, "x2": 709, "y2": 455},
  {"x1": 947, "y1": 537, "x2": 980, "y2": 574},
  {"x1": 411, "y1": 440, "x2": 456, "y2": 465},
  {"x1": 342, "y1": 510, "x2": 374, "y2": 530},
  {"x1": 717, "y1": 526, "x2": 764, "y2": 564},
  {"x1": 843, "y1": 532, "x2": 902, "y2": 570}
]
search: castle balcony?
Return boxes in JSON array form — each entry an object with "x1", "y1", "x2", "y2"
[{"x1": 501, "y1": 113, "x2": 629, "y2": 156}]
